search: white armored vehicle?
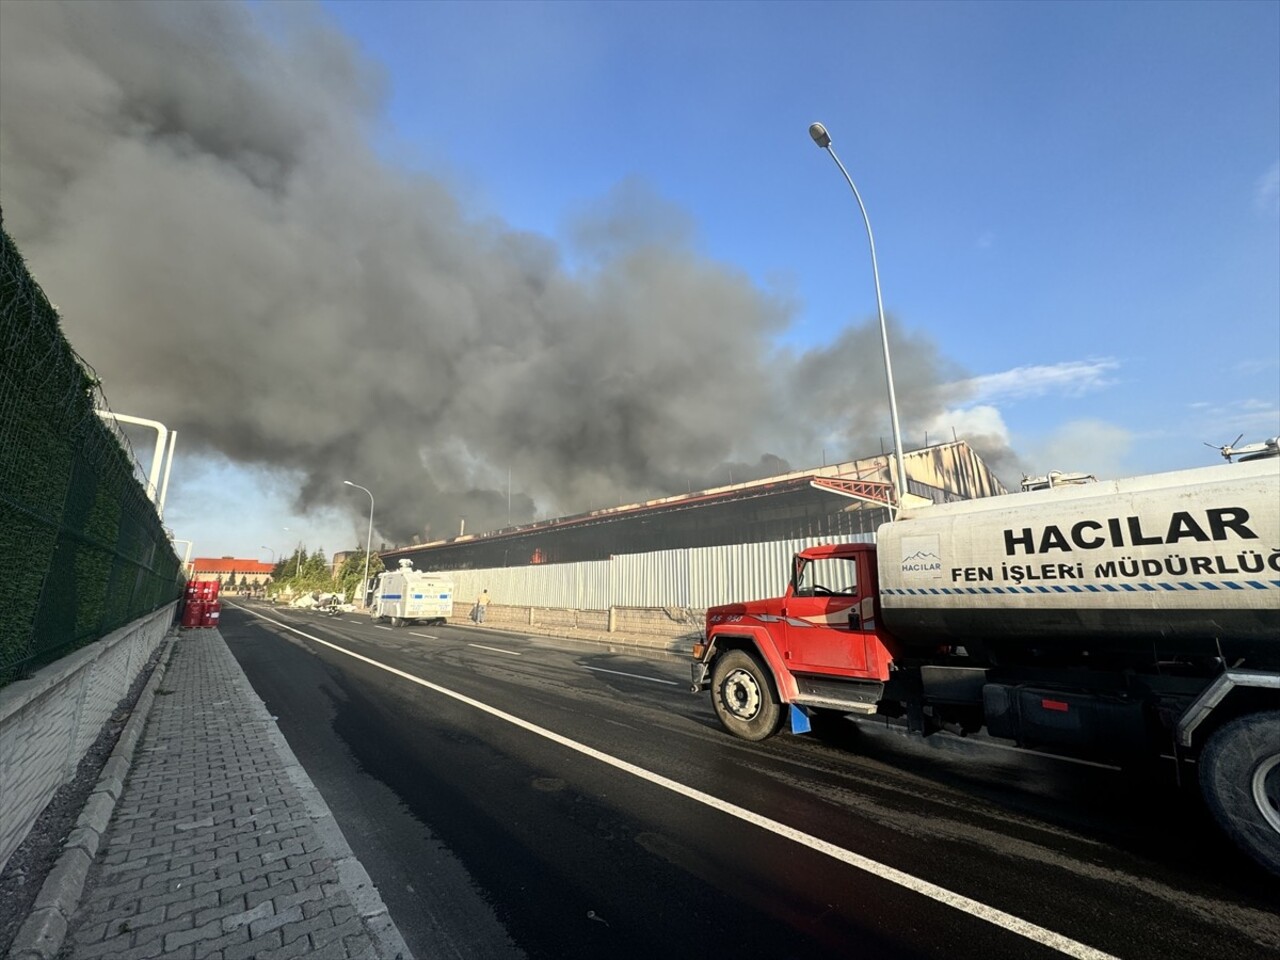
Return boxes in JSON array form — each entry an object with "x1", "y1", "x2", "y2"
[{"x1": 367, "y1": 560, "x2": 454, "y2": 627}]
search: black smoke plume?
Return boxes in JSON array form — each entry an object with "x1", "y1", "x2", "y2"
[{"x1": 0, "y1": 1, "x2": 1013, "y2": 545}]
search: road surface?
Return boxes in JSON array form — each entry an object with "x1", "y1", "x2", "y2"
[{"x1": 219, "y1": 601, "x2": 1278, "y2": 960}]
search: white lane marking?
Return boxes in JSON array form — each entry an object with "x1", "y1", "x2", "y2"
[
  {"x1": 469, "y1": 643, "x2": 522, "y2": 656},
  {"x1": 240, "y1": 608, "x2": 1118, "y2": 960},
  {"x1": 374, "y1": 626, "x2": 393, "y2": 631},
  {"x1": 410, "y1": 632, "x2": 438, "y2": 640},
  {"x1": 582, "y1": 665, "x2": 678, "y2": 686}
]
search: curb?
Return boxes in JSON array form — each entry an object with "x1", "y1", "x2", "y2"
[{"x1": 7, "y1": 632, "x2": 178, "y2": 960}]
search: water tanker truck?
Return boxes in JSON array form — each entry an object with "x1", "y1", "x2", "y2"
[{"x1": 691, "y1": 453, "x2": 1280, "y2": 874}]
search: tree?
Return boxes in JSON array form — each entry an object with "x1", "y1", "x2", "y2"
[
  {"x1": 269, "y1": 547, "x2": 308, "y2": 597},
  {"x1": 335, "y1": 549, "x2": 385, "y2": 603},
  {"x1": 307, "y1": 548, "x2": 329, "y2": 582}
]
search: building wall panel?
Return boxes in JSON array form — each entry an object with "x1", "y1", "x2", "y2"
[{"x1": 431, "y1": 534, "x2": 875, "y2": 614}]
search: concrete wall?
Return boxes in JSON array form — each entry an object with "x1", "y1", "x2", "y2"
[
  {"x1": 611, "y1": 605, "x2": 702, "y2": 639},
  {"x1": 0, "y1": 604, "x2": 176, "y2": 874},
  {"x1": 472, "y1": 603, "x2": 701, "y2": 644}
]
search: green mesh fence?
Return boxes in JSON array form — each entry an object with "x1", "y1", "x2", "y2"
[{"x1": 0, "y1": 222, "x2": 182, "y2": 686}]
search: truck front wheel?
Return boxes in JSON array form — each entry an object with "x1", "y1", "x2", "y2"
[
  {"x1": 711, "y1": 650, "x2": 784, "y2": 742},
  {"x1": 1199, "y1": 710, "x2": 1280, "y2": 877}
]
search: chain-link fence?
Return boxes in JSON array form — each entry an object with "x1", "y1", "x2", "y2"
[{"x1": 0, "y1": 221, "x2": 182, "y2": 686}]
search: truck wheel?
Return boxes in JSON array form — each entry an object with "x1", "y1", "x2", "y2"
[
  {"x1": 1199, "y1": 710, "x2": 1280, "y2": 876},
  {"x1": 390, "y1": 617, "x2": 402, "y2": 628},
  {"x1": 711, "y1": 650, "x2": 784, "y2": 742}
]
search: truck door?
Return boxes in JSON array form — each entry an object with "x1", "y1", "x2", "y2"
[{"x1": 781, "y1": 554, "x2": 878, "y2": 677}]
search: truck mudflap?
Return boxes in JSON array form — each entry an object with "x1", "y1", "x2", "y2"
[{"x1": 789, "y1": 705, "x2": 812, "y2": 734}]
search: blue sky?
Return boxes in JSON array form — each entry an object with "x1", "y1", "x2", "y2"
[{"x1": 3, "y1": 1, "x2": 1276, "y2": 563}]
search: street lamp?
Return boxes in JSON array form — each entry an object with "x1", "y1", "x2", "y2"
[
  {"x1": 343, "y1": 480, "x2": 374, "y2": 606},
  {"x1": 260, "y1": 545, "x2": 276, "y2": 562},
  {"x1": 808, "y1": 121, "x2": 909, "y2": 504}
]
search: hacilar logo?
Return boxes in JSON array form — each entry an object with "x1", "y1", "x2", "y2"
[{"x1": 900, "y1": 535, "x2": 943, "y2": 578}]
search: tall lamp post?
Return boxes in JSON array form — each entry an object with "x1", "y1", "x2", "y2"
[
  {"x1": 343, "y1": 480, "x2": 375, "y2": 605},
  {"x1": 808, "y1": 122, "x2": 909, "y2": 504}
]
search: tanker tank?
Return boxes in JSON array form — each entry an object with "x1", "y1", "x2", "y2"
[{"x1": 875, "y1": 457, "x2": 1280, "y2": 666}]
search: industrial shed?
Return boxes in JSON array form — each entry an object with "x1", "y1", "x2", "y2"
[{"x1": 381, "y1": 440, "x2": 1007, "y2": 573}]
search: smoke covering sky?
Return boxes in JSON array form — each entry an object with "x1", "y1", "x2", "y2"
[{"x1": 1, "y1": 1, "x2": 1276, "y2": 559}]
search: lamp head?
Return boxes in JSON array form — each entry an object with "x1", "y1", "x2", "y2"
[{"x1": 808, "y1": 122, "x2": 831, "y2": 148}]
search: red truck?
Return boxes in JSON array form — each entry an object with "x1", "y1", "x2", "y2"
[{"x1": 691, "y1": 455, "x2": 1280, "y2": 875}]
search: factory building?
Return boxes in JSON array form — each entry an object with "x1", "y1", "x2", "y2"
[{"x1": 382, "y1": 440, "x2": 1006, "y2": 573}]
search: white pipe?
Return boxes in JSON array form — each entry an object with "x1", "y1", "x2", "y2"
[
  {"x1": 96, "y1": 411, "x2": 168, "y2": 504},
  {"x1": 158, "y1": 430, "x2": 177, "y2": 517}
]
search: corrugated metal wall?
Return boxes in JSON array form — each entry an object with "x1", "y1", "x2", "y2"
[
  {"x1": 445, "y1": 560, "x2": 608, "y2": 611},
  {"x1": 443, "y1": 534, "x2": 875, "y2": 611}
]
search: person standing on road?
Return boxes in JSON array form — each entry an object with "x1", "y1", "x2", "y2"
[{"x1": 475, "y1": 589, "x2": 489, "y2": 623}]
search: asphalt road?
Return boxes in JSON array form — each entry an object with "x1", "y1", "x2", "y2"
[{"x1": 219, "y1": 601, "x2": 1279, "y2": 960}]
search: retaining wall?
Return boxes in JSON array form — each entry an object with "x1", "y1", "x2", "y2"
[
  {"x1": 468, "y1": 603, "x2": 702, "y2": 645},
  {"x1": 0, "y1": 603, "x2": 176, "y2": 873}
]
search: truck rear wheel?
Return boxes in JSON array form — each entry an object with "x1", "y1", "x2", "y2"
[
  {"x1": 1199, "y1": 710, "x2": 1280, "y2": 876},
  {"x1": 711, "y1": 650, "x2": 784, "y2": 742}
]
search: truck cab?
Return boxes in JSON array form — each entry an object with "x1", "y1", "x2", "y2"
[{"x1": 692, "y1": 543, "x2": 894, "y2": 740}]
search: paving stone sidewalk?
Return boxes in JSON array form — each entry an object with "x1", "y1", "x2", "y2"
[{"x1": 30, "y1": 630, "x2": 409, "y2": 960}]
